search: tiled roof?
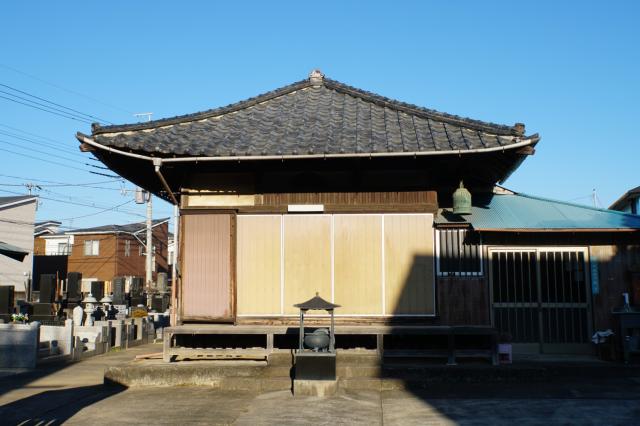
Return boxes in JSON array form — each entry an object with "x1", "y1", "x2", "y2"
[
  {"x1": 84, "y1": 70, "x2": 538, "y2": 159},
  {"x1": 64, "y1": 218, "x2": 169, "y2": 235},
  {"x1": 436, "y1": 192, "x2": 640, "y2": 231}
]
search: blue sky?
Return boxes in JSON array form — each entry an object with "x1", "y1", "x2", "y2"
[{"x1": 1, "y1": 1, "x2": 638, "y2": 230}]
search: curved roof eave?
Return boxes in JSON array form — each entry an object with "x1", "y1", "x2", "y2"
[{"x1": 77, "y1": 132, "x2": 540, "y2": 164}]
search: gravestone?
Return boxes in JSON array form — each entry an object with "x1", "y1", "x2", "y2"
[
  {"x1": 66, "y1": 272, "x2": 82, "y2": 302},
  {"x1": 72, "y1": 304, "x2": 84, "y2": 325},
  {"x1": 112, "y1": 277, "x2": 126, "y2": 305},
  {"x1": 157, "y1": 272, "x2": 168, "y2": 293},
  {"x1": 33, "y1": 302, "x2": 53, "y2": 316},
  {"x1": 39, "y1": 274, "x2": 56, "y2": 303},
  {"x1": 151, "y1": 294, "x2": 169, "y2": 312},
  {"x1": 112, "y1": 304, "x2": 127, "y2": 320},
  {"x1": 0, "y1": 287, "x2": 14, "y2": 314},
  {"x1": 130, "y1": 277, "x2": 143, "y2": 297},
  {"x1": 90, "y1": 281, "x2": 104, "y2": 301}
]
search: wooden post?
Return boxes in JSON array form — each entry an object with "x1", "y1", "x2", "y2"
[
  {"x1": 266, "y1": 333, "x2": 274, "y2": 353},
  {"x1": 376, "y1": 334, "x2": 384, "y2": 359},
  {"x1": 163, "y1": 330, "x2": 173, "y2": 363}
]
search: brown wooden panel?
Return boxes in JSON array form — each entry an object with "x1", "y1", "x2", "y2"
[
  {"x1": 237, "y1": 215, "x2": 281, "y2": 315},
  {"x1": 283, "y1": 215, "x2": 331, "y2": 314},
  {"x1": 384, "y1": 214, "x2": 435, "y2": 315},
  {"x1": 181, "y1": 213, "x2": 233, "y2": 319},
  {"x1": 591, "y1": 245, "x2": 627, "y2": 332},
  {"x1": 437, "y1": 277, "x2": 489, "y2": 325},
  {"x1": 334, "y1": 215, "x2": 383, "y2": 314},
  {"x1": 262, "y1": 191, "x2": 437, "y2": 207}
]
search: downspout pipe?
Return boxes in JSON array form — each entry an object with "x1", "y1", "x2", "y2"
[{"x1": 153, "y1": 158, "x2": 179, "y2": 205}]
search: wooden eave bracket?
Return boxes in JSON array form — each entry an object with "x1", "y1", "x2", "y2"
[
  {"x1": 515, "y1": 146, "x2": 535, "y2": 155},
  {"x1": 80, "y1": 142, "x2": 96, "y2": 152}
]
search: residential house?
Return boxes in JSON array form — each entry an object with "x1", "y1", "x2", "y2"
[
  {"x1": 610, "y1": 186, "x2": 640, "y2": 215},
  {"x1": 0, "y1": 195, "x2": 37, "y2": 299},
  {"x1": 34, "y1": 220, "x2": 62, "y2": 237},
  {"x1": 77, "y1": 70, "x2": 640, "y2": 356},
  {"x1": 34, "y1": 218, "x2": 170, "y2": 292}
]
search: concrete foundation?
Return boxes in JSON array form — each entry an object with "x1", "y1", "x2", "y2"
[{"x1": 294, "y1": 379, "x2": 338, "y2": 396}]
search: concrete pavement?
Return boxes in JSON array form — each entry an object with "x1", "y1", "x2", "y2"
[{"x1": 1, "y1": 344, "x2": 640, "y2": 425}]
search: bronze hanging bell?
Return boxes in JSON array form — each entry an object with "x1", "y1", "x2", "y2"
[{"x1": 452, "y1": 181, "x2": 472, "y2": 215}]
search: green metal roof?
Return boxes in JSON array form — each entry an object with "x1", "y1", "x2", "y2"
[{"x1": 436, "y1": 192, "x2": 640, "y2": 231}]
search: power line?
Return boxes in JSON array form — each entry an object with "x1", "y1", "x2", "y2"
[
  {"x1": 0, "y1": 182, "x2": 125, "y2": 191},
  {"x1": 0, "y1": 93, "x2": 93, "y2": 124},
  {"x1": 0, "y1": 83, "x2": 114, "y2": 124},
  {"x1": 60, "y1": 199, "x2": 136, "y2": 220},
  {"x1": 0, "y1": 173, "x2": 123, "y2": 187},
  {"x1": 38, "y1": 187, "x2": 146, "y2": 216},
  {"x1": 0, "y1": 89, "x2": 96, "y2": 124},
  {"x1": 0, "y1": 137, "x2": 88, "y2": 164},
  {"x1": 0, "y1": 129, "x2": 88, "y2": 160},
  {"x1": 89, "y1": 171, "x2": 121, "y2": 178},
  {"x1": 0, "y1": 63, "x2": 134, "y2": 115},
  {"x1": 0, "y1": 187, "x2": 145, "y2": 218},
  {"x1": 0, "y1": 145, "x2": 92, "y2": 171},
  {"x1": 0, "y1": 122, "x2": 98, "y2": 160}
]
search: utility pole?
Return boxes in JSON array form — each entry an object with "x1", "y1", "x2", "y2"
[
  {"x1": 134, "y1": 112, "x2": 155, "y2": 308},
  {"x1": 146, "y1": 192, "x2": 153, "y2": 307}
]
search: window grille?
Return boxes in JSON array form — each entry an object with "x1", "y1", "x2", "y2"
[
  {"x1": 124, "y1": 240, "x2": 131, "y2": 257},
  {"x1": 436, "y1": 228, "x2": 482, "y2": 276}
]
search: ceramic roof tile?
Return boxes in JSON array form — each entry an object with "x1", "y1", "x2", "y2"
[{"x1": 86, "y1": 72, "x2": 536, "y2": 159}]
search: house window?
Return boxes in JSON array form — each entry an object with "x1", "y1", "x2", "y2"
[
  {"x1": 84, "y1": 240, "x2": 100, "y2": 256},
  {"x1": 139, "y1": 244, "x2": 144, "y2": 256},
  {"x1": 57, "y1": 242, "x2": 69, "y2": 255},
  {"x1": 124, "y1": 240, "x2": 131, "y2": 257},
  {"x1": 436, "y1": 228, "x2": 482, "y2": 276}
]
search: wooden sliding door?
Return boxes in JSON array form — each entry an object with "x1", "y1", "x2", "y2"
[{"x1": 181, "y1": 212, "x2": 234, "y2": 321}]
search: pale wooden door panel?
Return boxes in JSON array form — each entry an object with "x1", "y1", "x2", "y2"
[
  {"x1": 384, "y1": 214, "x2": 435, "y2": 315},
  {"x1": 283, "y1": 215, "x2": 331, "y2": 314},
  {"x1": 334, "y1": 215, "x2": 383, "y2": 314},
  {"x1": 237, "y1": 215, "x2": 282, "y2": 315}
]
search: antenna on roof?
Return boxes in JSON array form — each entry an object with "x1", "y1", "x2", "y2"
[
  {"x1": 592, "y1": 188, "x2": 602, "y2": 208},
  {"x1": 134, "y1": 112, "x2": 153, "y2": 122}
]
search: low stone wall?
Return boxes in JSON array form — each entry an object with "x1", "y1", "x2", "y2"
[
  {"x1": 74, "y1": 324, "x2": 109, "y2": 357},
  {"x1": 0, "y1": 322, "x2": 39, "y2": 369},
  {"x1": 1, "y1": 316, "x2": 156, "y2": 367},
  {"x1": 40, "y1": 319, "x2": 74, "y2": 356}
]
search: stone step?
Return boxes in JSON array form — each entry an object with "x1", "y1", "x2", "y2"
[
  {"x1": 104, "y1": 363, "x2": 269, "y2": 386},
  {"x1": 261, "y1": 365, "x2": 293, "y2": 377},
  {"x1": 337, "y1": 365, "x2": 382, "y2": 378},
  {"x1": 104, "y1": 365, "x2": 292, "y2": 391},
  {"x1": 268, "y1": 351, "x2": 380, "y2": 367}
]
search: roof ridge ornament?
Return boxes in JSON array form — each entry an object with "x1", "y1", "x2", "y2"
[{"x1": 309, "y1": 69, "x2": 324, "y2": 86}]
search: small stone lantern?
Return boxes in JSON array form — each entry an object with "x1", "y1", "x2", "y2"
[
  {"x1": 292, "y1": 293, "x2": 340, "y2": 396},
  {"x1": 82, "y1": 293, "x2": 98, "y2": 326},
  {"x1": 100, "y1": 294, "x2": 113, "y2": 311}
]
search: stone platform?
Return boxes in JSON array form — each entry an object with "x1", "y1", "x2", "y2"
[{"x1": 104, "y1": 350, "x2": 639, "y2": 392}]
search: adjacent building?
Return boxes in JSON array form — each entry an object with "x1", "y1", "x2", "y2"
[
  {"x1": 0, "y1": 195, "x2": 37, "y2": 299},
  {"x1": 34, "y1": 218, "x2": 170, "y2": 291},
  {"x1": 610, "y1": 186, "x2": 640, "y2": 215}
]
